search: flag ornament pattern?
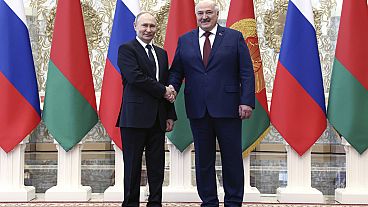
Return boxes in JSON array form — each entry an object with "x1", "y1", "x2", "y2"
[
  {"x1": 43, "y1": 0, "x2": 98, "y2": 152},
  {"x1": 327, "y1": 0, "x2": 368, "y2": 154},
  {"x1": 270, "y1": 0, "x2": 326, "y2": 156},
  {"x1": 226, "y1": 0, "x2": 270, "y2": 157},
  {"x1": 99, "y1": 0, "x2": 139, "y2": 150},
  {"x1": 164, "y1": 0, "x2": 197, "y2": 152},
  {"x1": 0, "y1": 0, "x2": 41, "y2": 153}
]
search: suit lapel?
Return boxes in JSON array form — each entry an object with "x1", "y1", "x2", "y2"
[
  {"x1": 154, "y1": 45, "x2": 165, "y2": 81},
  {"x1": 134, "y1": 39, "x2": 156, "y2": 78},
  {"x1": 192, "y1": 26, "x2": 226, "y2": 71},
  {"x1": 192, "y1": 29, "x2": 205, "y2": 69},
  {"x1": 207, "y1": 25, "x2": 225, "y2": 69}
]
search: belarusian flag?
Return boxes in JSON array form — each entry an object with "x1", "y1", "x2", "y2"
[
  {"x1": 43, "y1": 0, "x2": 98, "y2": 151},
  {"x1": 327, "y1": 0, "x2": 368, "y2": 154},
  {"x1": 164, "y1": 0, "x2": 196, "y2": 152},
  {"x1": 226, "y1": 0, "x2": 270, "y2": 157}
]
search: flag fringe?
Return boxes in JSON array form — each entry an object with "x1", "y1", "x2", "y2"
[{"x1": 242, "y1": 126, "x2": 271, "y2": 158}]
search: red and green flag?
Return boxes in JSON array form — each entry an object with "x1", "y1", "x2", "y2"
[
  {"x1": 227, "y1": 0, "x2": 270, "y2": 157},
  {"x1": 164, "y1": 0, "x2": 197, "y2": 152},
  {"x1": 327, "y1": 0, "x2": 368, "y2": 154},
  {"x1": 43, "y1": 0, "x2": 98, "y2": 151}
]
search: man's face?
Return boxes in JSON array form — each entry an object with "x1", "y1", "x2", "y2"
[
  {"x1": 195, "y1": 1, "x2": 219, "y2": 31},
  {"x1": 134, "y1": 13, "x2": 157, "y2": 44}
]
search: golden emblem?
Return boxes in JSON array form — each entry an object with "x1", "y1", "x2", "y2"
[{"x1": 230, "y1": 19, "x2": 265, "y2": 93}]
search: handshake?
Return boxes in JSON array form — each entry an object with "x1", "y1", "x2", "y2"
[{"x1": 164, "y1": 85, "x2": 177, "y2": 103}]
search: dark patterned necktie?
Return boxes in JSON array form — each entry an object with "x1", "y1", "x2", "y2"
[
  {"x1": 146, "y1": 44, "x2": 156, "y2": 74},
  {"x1": 202, "y1": 31, "x2": 211, "y2": 68}
]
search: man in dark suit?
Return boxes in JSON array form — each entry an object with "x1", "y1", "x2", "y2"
[
  {"x1": 168, "y1": 1, "x2": 255, "y2": 206},
  {"x1": 117, "y1": 12, "x2": 177, "y2": 207}
]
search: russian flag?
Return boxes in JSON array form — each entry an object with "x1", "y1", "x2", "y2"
[
  {"x1": 99, "y1": 0, "x2": 139, "y2": 149},
  {"x1": 0, "y1": 0, "x2": 41, "y2": 153},
  {"x1": 270, "y1": 0, "x2": 326, "y2": 156}
]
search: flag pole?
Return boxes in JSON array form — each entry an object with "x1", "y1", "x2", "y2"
[
  {"x1": 242, "y1": 156, "x2": 261, "y2": 202},
  {"x1": 103, "y1": 141, "x2": 148, "y2": 201},
  {"x1": 0, "y1": 137, "x2": 35, "y2": 201},
  {"x1": 163, "y1": 140, "x2": 200, "y2": 202},
  {"x1": 45, "y1": 140, "x2": 91, "y2": 201},
  {"x1": 104, "y1": 142, "x2": 124, "y2": 201},
  {"x1": 335, "y1": 138, "x2": 368, "y2": 204},
  {"x1": 277, "y1": 143, "x2": 323, "y2": 203}
]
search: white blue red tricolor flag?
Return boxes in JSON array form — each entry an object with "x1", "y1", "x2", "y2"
[
  {"x1": 270, "y1": 0, "x2": 326, "y2": 156},
  {"x1": 0, "y1": 0, "x2": 41, "y2": 153},
  {"x1": 99, "y1": 0, "x2": 139, "y2": 149}
]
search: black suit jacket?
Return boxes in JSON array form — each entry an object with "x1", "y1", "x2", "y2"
[{"x1": 116, "y1": 39, "x2": 176, "y2": 131}]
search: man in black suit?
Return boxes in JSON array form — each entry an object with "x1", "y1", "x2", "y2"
[{"x1": 117, "y1": 12, "x2": 177, "y2": 207}]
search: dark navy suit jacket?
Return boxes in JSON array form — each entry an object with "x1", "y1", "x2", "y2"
[
  {"x1": 117, "y1": 39, "x2": 176, "y2": 130},
  {"x1": 169, "y1": 25, "x2": 255, "y2": 119}
]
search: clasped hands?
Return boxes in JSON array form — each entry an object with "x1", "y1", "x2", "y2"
[{"x1": 164, "y1": 85, "x2": 177, "y2": 103}]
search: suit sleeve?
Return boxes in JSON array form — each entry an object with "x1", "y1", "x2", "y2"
[
  {"x1": 160, "y1": 50, "x2": 177, "y2": 121},
  {"x1": 238, "y1": 32, "x2": 255, "y2": 108},
  {"x1": 166, "y1": 102, "x2": 177, "y2": 121},
  {"x1": 118, "y1": 44, "x2": 165, "y2": 99},
  {"x1": 168, "y1": 37, "x2": 185, "y2": 93}
]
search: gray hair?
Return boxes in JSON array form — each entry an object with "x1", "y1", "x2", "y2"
[
  {"x1": 134, "y1": 11, "x2": 156, "y2": 24},
  {"x1": 195, "y1": 0, "x2": 220, "y2": 13}
]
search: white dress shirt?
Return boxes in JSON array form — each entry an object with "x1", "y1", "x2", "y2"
[
  {"x1": 136, "y1": 37, "x2": 159, "y2": 80},
  {"x1": 198, "y1": 24, "x2": 218, "y2": 58}
]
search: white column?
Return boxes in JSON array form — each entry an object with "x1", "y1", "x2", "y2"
[
  {"x1": 0, "y1": 137, "x2": 35, "y2": 201},
  {"x1": 104, "y1": 142, "x2": 124, "y2": 201},
  {"x1": 45, "y1": 141, "x2": 91, "y2": 201},
  {"x1": 104, "y1": 141, "x2": 148, "y2": 202},
  {"x1": 335, "y1": 138, "x2": 368, "y2": 204},
  {"x1": 243, "y1": 155, "x2": 261, "y2": 202},
  {"x1": 277, "y1": 144, "x2": 323, "y2": 203},
  {"x1": 162, "y1": 141, "x2": 200, "y2": 202}
]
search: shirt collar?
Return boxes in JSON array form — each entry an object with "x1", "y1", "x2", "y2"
[
  {"x1": 199, "y1": 24, "x2": 218, "y2": 38},
  {"x1": 136, "y1": 36, "x2": 154, "y2": 50}
]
